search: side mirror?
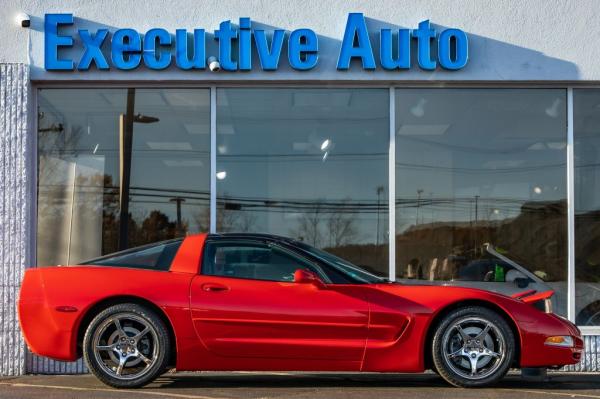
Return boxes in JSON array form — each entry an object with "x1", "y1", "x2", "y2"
[{"x1": 293, "y1": 269, "x2": 325, "y2": 288}]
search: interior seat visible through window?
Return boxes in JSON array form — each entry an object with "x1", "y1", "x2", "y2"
[{"x1": 202, "y1": 241, "x2": 324, "y2": 282}]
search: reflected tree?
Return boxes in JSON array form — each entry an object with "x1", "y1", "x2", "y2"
[
  {"x1": 135, "y1": 210, "x2": 180, "y2": 244},
  {"x1": 327, "y1": 200, "x2": 359, "y2": 248},
  {"x1": 291, "y1": 201, "x2": 324, "y2": 247},
  {"x1": 291, "y1": 199, "x2": 359, "y2": 249},
  {"x1": 194, "y1": 205, "x2": 256, "y2": 233}
]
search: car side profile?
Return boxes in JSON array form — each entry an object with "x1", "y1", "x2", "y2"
[{"x1": 19, "y1": 233, "x2": 583, "y2": 388}]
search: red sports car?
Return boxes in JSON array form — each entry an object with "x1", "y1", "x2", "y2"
[{"x1": 19, "y1": 233, "x2": 583, "y2": 388}]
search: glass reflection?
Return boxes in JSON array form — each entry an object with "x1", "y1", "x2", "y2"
[
  {"x1": 37, "y1": 88, "x2": 210, "y2": 266},
  {"x1": 574, "y1": 89, "x2": 600, "y2": 326},
  {"x1": 395, "y1": 89, "x2": 568, "y2": 316},
  {"x1": 216, "y1": 88, "x2": 389, "y2": 275}
]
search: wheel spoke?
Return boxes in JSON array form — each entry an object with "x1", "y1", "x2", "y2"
[
  {"x1": 475, "y1": 324, "x2": 491, "y2": 340},
  {"x1": 96, "y1": 345, "x2": 114, "y2": 351},
  {"x1": 114, "y1": 318, "x2": 126, "y2": 337},
  {"x1": 115, "y1": 356, "x2": 126, "y2": 375},
  {"x1": 469, "y1": 355, "x2": 479, "y2": 376},
  {"x1": 455, "y1": 325, "x2": 471, "y2": 343},
  {"x1": 482, "y1": 348, "x2": 501, "y2": 358},
  {"x1": 134, "y1": 326, "x2": 150, "y2": 340},
  {"x1": 446, "y1": 348, "x2": 467, "y2": 359},
  {"x1": 136, "y1": 352, "x2": 152, "y2": 365}
]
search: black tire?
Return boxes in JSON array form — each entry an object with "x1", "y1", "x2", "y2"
[
  {"x1": 431, "y1": 306, "x2": 514, "y2": 388},
  {"x1": 83, "y1": 303, "x2": 170, "y2": 388},
  {"x1": 576, "y1": 301, "x2": 600, "y2": 326}
]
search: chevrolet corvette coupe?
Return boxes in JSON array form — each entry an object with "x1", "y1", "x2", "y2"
[{"x1": 19, "y1": 233, "x2": 583, "y2": 388}]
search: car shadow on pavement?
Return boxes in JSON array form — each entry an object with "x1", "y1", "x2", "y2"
[{"x1": 151, "y1": 372, "x2": 600, "y2": 390}]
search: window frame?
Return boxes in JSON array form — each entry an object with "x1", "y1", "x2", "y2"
[
  {"x1": 200, "y1": 238, "x2": 331, "y2": 283},
  {"x1": 31, "y1": 83, "x2": 591, "y2": 331}
]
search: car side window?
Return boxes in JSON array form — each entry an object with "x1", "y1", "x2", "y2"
[
  {"x1": 82, "y1": 239, "x2": 182, "y2": 271},
  {"x1": 202, "y1": 241, "x2": 321, "y2": 282}
]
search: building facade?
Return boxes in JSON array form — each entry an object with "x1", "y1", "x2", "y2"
[{"x1": 1, "y1": 0, "x2": 600, "y2": 375}]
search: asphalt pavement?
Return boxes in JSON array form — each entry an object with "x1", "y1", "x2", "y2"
[{"x1": 1, "y1": 371, "x2": 600, "y2": 399}]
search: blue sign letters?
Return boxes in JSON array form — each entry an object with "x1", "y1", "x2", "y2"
[
  {"x1": 175, "y1": 29, "x2": 205, "y2": 70},
  {"x1": 44, "y1": 13, "x2": 469, "y2": 72},
  {"x1": 45, "y1": 13, "x2": 75, "y2": 70}
]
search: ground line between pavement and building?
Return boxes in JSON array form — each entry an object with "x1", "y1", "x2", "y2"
[
  {"x1": 0, "y1": 382, "x2": 228, "y2": 399},
  {"x1": 499, "y1": 389, "x2": 600, "y2": 399}
]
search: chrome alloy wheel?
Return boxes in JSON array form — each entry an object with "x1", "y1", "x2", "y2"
[
  {"x1": 92, "y1": 313, "x2": 159, "y2": 380},
  {"x1": 441, "y1": 316, "x2": 506, "y2": 380}
]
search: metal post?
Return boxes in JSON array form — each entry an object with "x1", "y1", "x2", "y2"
[
  {"x1": 118, "y1": 88, "x2": 135, "y2": 251},
  {"x1": 210, "y1": 87, "x2": 217, "y2": 233},
  {"x1": 170, "y1": 197, "x2": 186, "y2": 236},
  {"x1": 567, "y1": 87, "x2": 576, "y2": 323},
  {"x1": 388, "y1": 87, "x2": 396, "y2": 281}
]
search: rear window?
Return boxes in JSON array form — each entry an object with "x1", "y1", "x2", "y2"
[{"x1": 82, "y1": 239, "x2": 183, "y2": 271}]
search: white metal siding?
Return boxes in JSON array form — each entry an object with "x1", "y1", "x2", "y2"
[
  {"x1": 564, "y1": 335, "x2": 600, "y2": 372},
  {"x1": 0, "y1": 63, "x2": 29, "y2": 376}
]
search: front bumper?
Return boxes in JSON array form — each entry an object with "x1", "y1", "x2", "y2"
[{"x1": 520, "y1": 313, "x2": 584, "y2": 368}]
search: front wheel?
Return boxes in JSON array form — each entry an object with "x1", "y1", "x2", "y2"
[
  {"x1": 432, "y1": 306, "x2": 514, "y2": 387},
  {"x1": 83, "y1": 303, "x2": 170, "y2": 388}
]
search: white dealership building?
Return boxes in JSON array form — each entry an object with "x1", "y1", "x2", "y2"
[{"x1": 1, "y1": 0, "x2": 600, "y2": 374}]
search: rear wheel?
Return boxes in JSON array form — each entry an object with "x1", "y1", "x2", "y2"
[
  {"x1": 432, "y1": 306, "x2": 514, "y2": 387},
  {"x1": 83, "y1": 303, "x2": 170, "y2": 388}
]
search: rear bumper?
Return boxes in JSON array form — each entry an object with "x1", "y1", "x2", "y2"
[{"x1": 18, "y1": 270, "x2": 80, "y2": 361}]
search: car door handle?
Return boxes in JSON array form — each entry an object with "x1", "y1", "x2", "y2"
[{"x1": 202, "y1": 283, "x2": 229, "y2": 292}]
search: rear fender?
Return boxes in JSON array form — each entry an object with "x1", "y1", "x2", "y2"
[{"x1": 19, "y1": 266, "x2": 197, "y2": 363}]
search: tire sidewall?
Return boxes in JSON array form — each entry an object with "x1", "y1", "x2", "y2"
[
  {"x1": 83, "y1": 303, "x2": 170, "y2": 388},
  {"x1": 432, "y1": 306, "x2": 515, "y2": 387}
]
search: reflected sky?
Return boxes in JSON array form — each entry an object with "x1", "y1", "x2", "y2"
[
  {"x1": 574, "y1": 89, "x2": 600, "y2": 325},
  {"x1": 216, "y1": 88, "x2": 389, "y2": 272}
]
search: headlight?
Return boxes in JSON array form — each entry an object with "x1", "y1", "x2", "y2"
[{"x1": 544, "y1": 336, "x2": 573, "y2": 347}]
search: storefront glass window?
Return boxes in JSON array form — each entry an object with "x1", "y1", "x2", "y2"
[
  {"x1": 574, "y1": 89, "x2": 600, "y2": 326},
  {"x1": 216, "y1": 88, "x2": 389, "y2": 275},
  {"x1": 395, "y1": 89, "x2": 568, "y2": 316},
  {"x1": 37, "y1": 88, "x2": 210, "y2": 266}
]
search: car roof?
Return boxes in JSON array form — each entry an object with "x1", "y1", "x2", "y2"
[{"x1": 206, "y1": 232, "x2": 298, "y2": 244}]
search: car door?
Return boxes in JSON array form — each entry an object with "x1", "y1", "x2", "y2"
[{"x1": 189, "y1": 239, "x2": 369, "y2": 363}]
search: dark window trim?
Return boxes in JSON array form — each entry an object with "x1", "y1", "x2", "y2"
[
  {"x1": 81, "y1": 238, "x2": 183, "y2": 264},
  {"x1": 200, "y1": 238, "x2": 331, "y2": 283}
]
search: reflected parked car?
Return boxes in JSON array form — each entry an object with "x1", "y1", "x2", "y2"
[{"x1": 401, "y1": 244, "x2": 600, "y2": 326}]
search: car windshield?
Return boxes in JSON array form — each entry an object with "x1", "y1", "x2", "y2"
[{"x1": 292, "y1": 241, "x2": 387, "y2": 284}]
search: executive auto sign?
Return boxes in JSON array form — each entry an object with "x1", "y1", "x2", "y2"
[{"x1": 44, "y1": 13, "x2": 468, "y2": 72}]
